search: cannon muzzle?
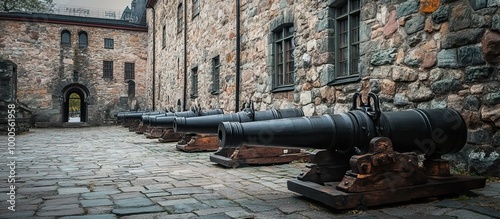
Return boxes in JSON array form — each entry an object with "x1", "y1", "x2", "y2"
[
  {"x1": 173, "y1": 108, "x2": 304, "y2": 134},
  {"x1": 219, "y1": 107, "x2": 467, "y2": 156}
]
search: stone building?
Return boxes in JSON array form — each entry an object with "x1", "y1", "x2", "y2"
[
  {"x1": 0, "y1": 12, "x2": 148, "y2": 126},
  {"x1": 146, "y1": 0, "x2": 499, "y2": 175}
]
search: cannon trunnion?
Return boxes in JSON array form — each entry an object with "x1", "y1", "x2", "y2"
[{"x1": 217, "y1": 93, "x2": 486, "y2": 209}]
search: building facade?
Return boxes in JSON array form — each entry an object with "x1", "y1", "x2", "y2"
[
  {"x1": 0, "y1": 12, "x2": 148, "y2": 126},
  {"x1": 146, "y1": 0, "x2": 499, "y2": 175}
]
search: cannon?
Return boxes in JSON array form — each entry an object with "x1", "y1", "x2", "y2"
[
  {"x1": 117, "y1": 111, "x2": 162, "y2": 130},
  {"x1": 147, "y1": 107, "x2": 224, "y2": 142},
  {"x1": 218, "y1": 93, "x2": 485, "y2": 209},
  {"x1": 173, "y1": 104, "x2": 310, "y2": 164}
]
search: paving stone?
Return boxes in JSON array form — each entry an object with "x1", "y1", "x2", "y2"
[
  {"x1": 37, "y1": 208, "x2": 85, "y2": 216},
  {"x1": 112, "y1": 205, "x2": 165, "y2": 216},
  {"x1": 234, "y1": 198, "x2": 276, "y2": 212},
  {"x1": 145, "y1": 192, "x2": 171, "y2": 198},
  {"x1": 114, "y1": 197, "x2": 154, "y2": 208},
  {"x1": 80, "y1": 199, "x2": 114, "y2": 207},
  {"x1": 225, "y1": 210, "x2": 255, "y2": 218},
  {"x1": 58, "y1": 187, "x2": 90, "y2": 194},
  {"x1": 110, "y1": 192, "x2": 144, "y2": 200},
  {"x1": 463, "y1": 205, "x2": 500, "y2": 218},
  {"x1": 120, "y1": 212, "x2": 194, "y2": 219},
  {"x1": 194, "y1": 207, "x2": 246, "y2": 216},
  {"x1": 202, "y1": 199, "x2": 239, "y2": 208},
  {"x1": 435, "y1": 199, "x2": 466, "y2": 208},
  {"x1": 42, "y1": 197, "x2": 79, "y2": 206},
  {"x1": 40, "y1": 204, "x2": 80, "y2": 211},
  {"x1": 157, "y1": 198, "x2": 200, "y2": 206},
  {"x1": 59, "y1": 214, "x2": 117, "y2": 219},
  {"x1": 445, "y1": 209, "x2": 493, "y2": 219},
  {"x1": 167, "y1": 187, "x2": 210, "y2": 195},
  {"x1": 381, "y1": 207, "x2": 418, "y2": 216},
  {"x1": 86, "y1": 206, "x2": 114, "y2": 214},
  {"x1": 81, "y1": 190, "x2": 121, "y2": 199},
  {"x1": 163, "y1": 203, "x2": 212, "y2": 214}
]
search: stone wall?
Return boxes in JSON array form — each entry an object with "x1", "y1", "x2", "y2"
[
  {"x1": 0, "y1": 15, "x2": 148, "y2": 126},
  {"x1": 149, "y1": 0, "x2": 499, "y2": 175}
]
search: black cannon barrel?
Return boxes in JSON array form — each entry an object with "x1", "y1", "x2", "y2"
[
  {"x1": 218, "y1": 108, "x2": 467, "y2": 156},
  {"x1": 174, "y1": 108, "x2": 304, "y2": 134},
  {"x1": 121, "y1": 111, "x2": 162, "y2": 120},
  {"x1": 116, "y1": 111, "x2": 147, "y2": 121},
  {"x1": 150, "y1": 108, "x2": 224, "y2": 127}
]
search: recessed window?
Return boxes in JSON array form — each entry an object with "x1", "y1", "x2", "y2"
[
  {"x1": 162, "y1": 24, "x2": 166, "y2": 48},
  {"x1": 210, "y1": 56, "x2": 220, "y2": 95},
  {"x1": 124, "y1": 63, "x2": 135, "y2": 80},
  {"x1": 177, "y1": 3, "x2": 183, "y2": 33},
  {"x1": 61, "y1": 30, "x2": 71, "y2": 46},
  {"x1": 103, "y1": 61, "x2": 113, "y2": 79},
  {"x1": 190, "y1": 66, "x2": 198, "y2": 98},
  {"x1": 329, "y1": 0, "x2": 360, "y2": 85},
  {"x1": 78, "y1": 31, "x2": 88, "y2": 48},
  {"x1": 192, "y1": 0, "x2": 200, "y2": 18},
  {"x1": 272, "y1": 25, "x2": 295, "y2": 91},
  {"x1": 104, "y1": 38, "x2": 114, "y2": 49},
  {"x1": 128, "y1": 81, "x2": 135, "y2": 98}
]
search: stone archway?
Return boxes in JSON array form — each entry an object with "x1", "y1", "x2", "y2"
[{"x1": 61, "y1": 83, "x2": 89, "y2": 123}]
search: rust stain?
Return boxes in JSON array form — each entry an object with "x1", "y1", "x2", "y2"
[{"x1": 420, "y1": 0, "x2": 440, "y2": 13}]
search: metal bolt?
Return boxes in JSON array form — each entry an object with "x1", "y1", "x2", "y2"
[{"x1": 344, "y1": 181, "x2": 349, "y2": 185}]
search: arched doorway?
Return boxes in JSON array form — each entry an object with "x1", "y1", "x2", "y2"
[{"x1": 61, "y1": 84, "x2": 89, "y2": 123}]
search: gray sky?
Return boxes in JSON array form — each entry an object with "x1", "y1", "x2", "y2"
[{"x1": 52, "y1": 0, "x2": 132, "y2": 11}]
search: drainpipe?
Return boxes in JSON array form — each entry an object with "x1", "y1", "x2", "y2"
[
  {"x1": 235, "y1": 0, "x2": 241, "y2": 112},
  {"x1": 183, "y1": 0, "x2": 187, "y2": 111},
  {"x1": 148, "y1": 5, "x2": 156, "y2": 111}
]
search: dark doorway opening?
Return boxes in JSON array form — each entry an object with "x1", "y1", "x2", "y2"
[{"x1": 62, "y1": 84, "x2": 89, "y2": 123}]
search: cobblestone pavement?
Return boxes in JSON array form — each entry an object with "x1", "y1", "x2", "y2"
[{"x1": 0, "y1": 126, "x2": 499, "y2": 219}]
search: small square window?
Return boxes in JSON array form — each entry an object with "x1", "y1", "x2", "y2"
[{"x1": 104, "y1": 38, "x2": 114, "y2": 49}]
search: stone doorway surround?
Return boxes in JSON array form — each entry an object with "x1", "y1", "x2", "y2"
[{"x1": 61, "y1": 83, "x2": 89, "y2": 123}]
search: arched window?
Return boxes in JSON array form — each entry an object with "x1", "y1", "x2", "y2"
[
  {"x1": 61, "y1": 30, "x2": 71, "y2": 45},
  {"x1": 128, "y1": 81, "x2": 135, "y2": 98},
  {"x1": 78, "y1": 31, "x2": 88, "y2": 47},
  {"x1": 177, "y1": 3, "x2": 183, "y2": 33}
]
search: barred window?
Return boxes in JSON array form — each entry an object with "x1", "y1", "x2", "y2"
[
  {"x1": 190, "y1": 67, "x2": 198, "y2": 98},
  {"x1": 333, "y1": 0, "x2": 360, "y2": 81},
  {"x1": 273, "y1": 25, "x2": 295, "y2": 90},
  {"x1": 124, "y1": 63, "x2": 135, "y2": 80},
  {"x1": 192, "y1": 0, "x2": 200, "y2": 18},
  {"x1": 103, "y1": 61, "x2": 113, "y2": 79},
  {"x1": 177, "y1": 3, "x2": 183, "y2": 33},
  {"x1": 61, "y1": 30, "x2": 71, "y2": 45},
  {"x1": 104, "y1": 38, "x2": 114, "y2": 49},
  {"x1": 210, "y1": 56, "x2": 220, "y2": 95}
]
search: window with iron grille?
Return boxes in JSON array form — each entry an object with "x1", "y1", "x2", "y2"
[
  {"x1": 104, "y1": 38, "x2": 114, "y2": 49},
  {"x1": 192, "y1": 0, "x2": 200, "y2": 18},
  {"x1": 162, "y1": 25, "x2": 166, "y2": 48},
  {"x1": 330, "y1": 0, "x2": 360, "y2": 85},
  {"x1": 190, "y1": 67, "x2": 198, "y2": 98},
  {"x1": 79, "y1": 31, "x2": 88, "y2": 48},
  {"x1": 272, "y1": 25, "x2": 295, "y2": 91},
  {"x1": 124, "y1": 63, "x2": 135, "y2": 80},
  {"x1": 210, "y1": 56, "x2": 220, "y2": 95},
  {"x1": 177, "y1": 3, "x2": 183, "y2": 33},
  {"x1": 61, "y1": 30, "x2": 71, "y2": 46},
  {"x1": 103, "y1": 61, "x2": 113, "y2": 79}
]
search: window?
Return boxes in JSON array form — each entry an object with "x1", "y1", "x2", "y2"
[
  {"x1": 124, "y1": 63, "x2": 135, "y2": 80},
  {"x1": 128, "y1": 81, "x2": 135, "y2": 98},
  {"x1": 192, "y1": 0, "x2": 200, "y2": 18},
  {"x1": 78, "y1": 31, "x2": 88, "y2": 48},
  {"x1": 162, "y1": 24, "x2": 166, "y2": 48},
  {"x1": 104, "y1": 38, "x2": 114, "y2": 49},
  {"x1": 61, "y1": 30, "x2": 71, "y2": 45},
  {"x1": 273, "y1": 25, "x2": 295, "y2": 90},
  {"x1": 73, "y1": 71, "x2": 78, "y2": 82},
  {"x1": 330, "y1": 0, "x2": 360, "y2": 84},
  {"x1": 177, "y1": 3, "x2": 183, "y2": 33},
  {"x1": 103, "y1": 61, "x2": 113, "y2": 79},
  {"x1": 190, "y1": 67, "x2": 198, "y2": 98},
  {"x1": 210, "y1": 56, "x2": 220, "y2": 95}
]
